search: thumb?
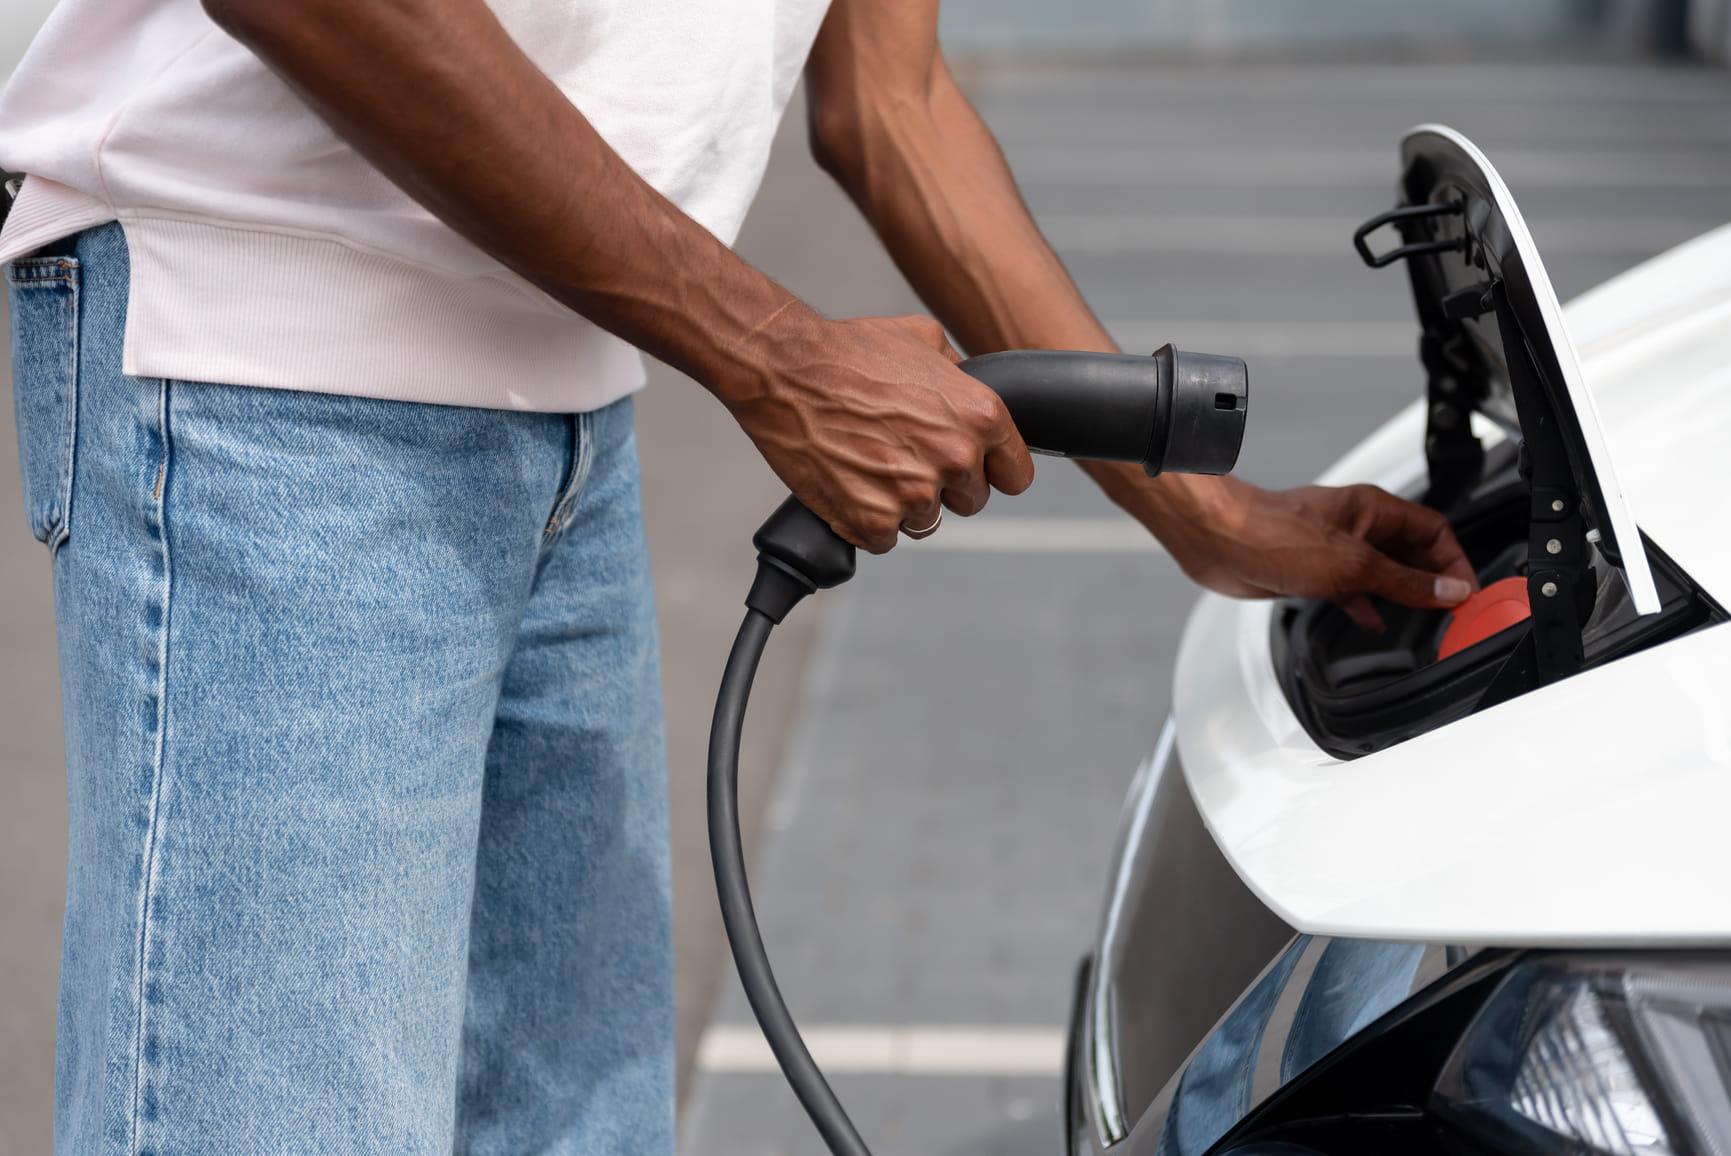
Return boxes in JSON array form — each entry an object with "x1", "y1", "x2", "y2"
[{"x1": 1353, "y1": 545, "x2": 1476, "y2": 610}]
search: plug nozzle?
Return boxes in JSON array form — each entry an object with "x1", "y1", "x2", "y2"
[
  {"x1": 1152, "y1": 345, "x2": 1249, "y2": 475},
  {"x1": 957, "y1": 344, "x2": 1246, "y2": 476}
]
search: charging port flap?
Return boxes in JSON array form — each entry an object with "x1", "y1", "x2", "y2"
[
  {"x1": 1355, "y1": 125, "x2": 1669, "y2": 701},
  {"x1": 1366, "y1": 126, "x2": 1659, "y2": 617}
]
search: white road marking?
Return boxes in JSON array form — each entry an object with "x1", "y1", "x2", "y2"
[
  {"x1": 1038, "y1": 214, "x2": 1722, "y2": 257},
  {"x1": 696, "y1": 1024, "x2": 1068, "y2": 1076},
  {"x1": 975, "y1": 69, "x2": 1731, "y2": 105},
  {"x1": 1106, "y1": 320, "x2": 1412, "y2": 358},
  {"x1": 1005, "y1": 146, "x2": 1731, "y2": 188},
  {"x1": 908, "y1": 516, "x2": 1163, "y2": 555}
]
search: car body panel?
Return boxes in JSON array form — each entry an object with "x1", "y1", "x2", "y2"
[
  {"x1": 1567, "y1": 221, "x2": 1731, "y2": 608},
  {"x1": 1172, "y1": 127, "x2": 1731, "y2": 947},
  {"x1": 1177, "y1": 602, "x2": 1731, "y2": 945}
]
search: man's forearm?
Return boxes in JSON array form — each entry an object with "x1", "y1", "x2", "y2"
[
  {"x1": 805, "y1": 38, "x2": 1214, "y2": 517},
  {"x1": 205, "y1": 0, "x2": 809, "y2": 408},
  {"x1": 808, "y1": 49, "x2": 1115, "y2": 358}
]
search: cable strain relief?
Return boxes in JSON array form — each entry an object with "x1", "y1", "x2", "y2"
[{"x1": 746, "y1": 558, "x2": 817, "y2": 624}]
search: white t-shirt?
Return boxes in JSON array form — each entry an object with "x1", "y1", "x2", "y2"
[{"x1": 0, "y1": 0, "x2": 833, "y2": 411}]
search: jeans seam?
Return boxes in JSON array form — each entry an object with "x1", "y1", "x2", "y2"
[
  {"x1": 128, "y1": 378, "x2": 175, "y2": 1154},
  {"x1": 9, "y1": 270, "x2": 81, "y2": 551},
  {"x1": 5, "y1": 256, "x2": 78, "y2": 283},
  {"x1": 545, "y1": 410, "x2": 596, "y2": 539},
  {"x1": 47, "y1": 274, "x2": 80, "y2": 555}
]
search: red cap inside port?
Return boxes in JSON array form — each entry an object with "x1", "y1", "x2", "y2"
[{"x1": 1437, "y1": 576, "x2": 1531, "y2": 660}]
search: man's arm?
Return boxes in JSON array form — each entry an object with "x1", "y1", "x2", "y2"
[
  {"x1": 200, "y1": 0, "x2": 1032, "y2": 553},
  {"x1": 804, "y1": 0, "x2": 1477, "y2": 618}
]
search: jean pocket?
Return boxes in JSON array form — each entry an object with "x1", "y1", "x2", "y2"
[{"x1": 7, "y1": 256, "x2": 80, "y2": 552}]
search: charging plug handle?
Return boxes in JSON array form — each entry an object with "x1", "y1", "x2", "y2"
[{"x1": 746, "y1": 343, "x2": 1247, "y2": 623}]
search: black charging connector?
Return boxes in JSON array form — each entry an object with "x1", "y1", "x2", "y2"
[
  {"x1": 745, "y1": 499, "x2": 858, "y2": 623},
  {"x1": 708, "y1": 343, "x2": 1248, "y2": 1156}
]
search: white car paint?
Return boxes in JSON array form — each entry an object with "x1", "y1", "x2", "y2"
[{"x1": 1175, "y1": 128, "x2": 1731, "y2": 946}]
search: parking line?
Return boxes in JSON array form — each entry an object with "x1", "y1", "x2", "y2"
[
  {"x1": 696, "y1": 1024, "x2": 1068, "y2": 1076},
  {"x1": 1040, "y1": 215, "x2": 1721, "y2": 257},
  {"x1": 1005, "y1": 146, "x2": 1731, "y2": 188}
]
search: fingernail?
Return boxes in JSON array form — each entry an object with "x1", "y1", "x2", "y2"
[{"x1": 1435, "y1": 576, "x2": 1474, "y2": 604}]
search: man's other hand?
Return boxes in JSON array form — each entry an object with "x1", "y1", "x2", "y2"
[{"x1": 1107, "y1": 473, "x2": 1479, "y2": 630}]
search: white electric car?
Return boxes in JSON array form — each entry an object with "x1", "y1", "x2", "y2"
[{"x1": 1065, "y1": 126, "x2": 1731, "y2": 1156}]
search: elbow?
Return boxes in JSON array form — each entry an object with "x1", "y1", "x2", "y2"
[
  {"x1": 806, "y1": 94, "x2": 868, "y2": 192},
  {"x1": 807, "y1": 58, "x2": 947, "y2": 201}
]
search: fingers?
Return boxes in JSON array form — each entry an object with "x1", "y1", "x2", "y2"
[
  {"x1": 899, "y1": 498, "x2": 944, "y2": 540},
  {"x1": 934, "y1": 399, "x2": 995, "y2": 516},
  {"x1": 820, "y1": 496, "x2": 899, "y2": 556},
  {"x1": 896, "y1": 315, "x2": 1033, "y2": 499},
  {"x1": 984, "y1": 440, "x2": 1035, "y2": 497},
  {"x1": 1349, "y1": 485, "x2": 1479, "y2": 591},
  {"x1": 1349, "y1": 541, "x2": 1476, "y2": 611},
  {"x1": 972, "y1": 389, "x2": 1035, "y2": 497}
]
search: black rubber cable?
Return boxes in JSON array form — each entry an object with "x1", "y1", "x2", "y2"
[{"x1": 707, "y1": 608, "x2": 872, "y2": 1156}]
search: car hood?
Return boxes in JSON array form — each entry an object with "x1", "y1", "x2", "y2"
[{"x1": 1174, "y1": 168, "x2": 1731, "y2": 947}]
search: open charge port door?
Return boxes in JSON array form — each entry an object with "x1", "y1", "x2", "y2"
[{"x1": 1274, "y1": 126, "x2": 1726, "y2": 760}]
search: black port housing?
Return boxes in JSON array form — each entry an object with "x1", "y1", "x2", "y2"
[
  {"x1": 1274, "y1": 486, "x2": 1725, "y2": 760},
  {"x1": 1274, "y1": 129, "x2": 1727, "y2": 759}
]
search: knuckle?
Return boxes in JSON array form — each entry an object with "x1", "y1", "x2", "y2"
[
  {"x1": 898, "y1": 476, "x2": 940, "y2": 509},
  {"x1": 862, "y1": 517, "x2": 899, "y2": 553},
  {"x1": 972, "y1": 393, "x2": 1012, "y2": 434},
  {"x1": 948, "y1": 489, "x2": 985, "y2": 517},
  {"x1": 939, "y1": 439, "x2": 980, "y2": 477}
]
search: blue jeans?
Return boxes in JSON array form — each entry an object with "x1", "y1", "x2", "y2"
[{"x1": 7, "y1": 224, "x2": 674, "y2": 1154}]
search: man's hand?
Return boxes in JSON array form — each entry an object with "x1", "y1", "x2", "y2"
[
  {"x1": 1095, "y1": 470, "x2": 1479, "y2": 629},
  {"x1": 724, "y1": 313, "x2": 1035, "y2": 554}
]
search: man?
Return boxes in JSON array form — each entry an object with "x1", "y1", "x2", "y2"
[{"x1": 0, "y1": 0, "x2": 1474, "y2": 1150}]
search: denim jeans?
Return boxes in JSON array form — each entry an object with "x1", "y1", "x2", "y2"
[{"x1": 7, "y1": 224, "x2": 674, "y2": 1154}]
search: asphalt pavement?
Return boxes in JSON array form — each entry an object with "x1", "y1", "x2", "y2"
[{"x1": 4, "y1": 51, "x2": 1731, "y2": 1156}]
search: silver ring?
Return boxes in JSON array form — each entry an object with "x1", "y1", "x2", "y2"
[{"x1": 901, "y1": 509, "x2": 943, "y2": 539}]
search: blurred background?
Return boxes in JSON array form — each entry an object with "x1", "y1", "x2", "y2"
[{"x1": 4, "y1": 2, "x2": 1731, "y2": 1153}]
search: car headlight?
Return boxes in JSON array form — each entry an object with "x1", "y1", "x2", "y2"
[{"x1": 1435, "y1": 957, "x2": 1731, "y2": 1156}]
